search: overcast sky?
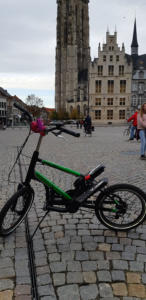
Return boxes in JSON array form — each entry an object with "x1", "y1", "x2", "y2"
[{"x1": 0, "y1": 0, "x2": 146, "y2": 108}]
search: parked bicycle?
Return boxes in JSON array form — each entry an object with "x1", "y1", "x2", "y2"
[
  {"x1": 123, "y1": 124, "x2": 131, "y2": 137},
  {"x1": 0, "y1": 103, "x2": 146, "y2": 238}
]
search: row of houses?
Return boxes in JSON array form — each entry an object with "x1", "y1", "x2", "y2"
[
  {"x1": 0, "y1": 88, "x2": 26, "y2": 127},
  {"x1": 0, "y1": 88, "x2": 55, "y2": 127}
]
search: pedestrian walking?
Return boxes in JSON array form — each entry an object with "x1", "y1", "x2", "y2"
[
  {"x1": 76, "y1": 120, "x2": 79, "y2": 129},
  {"x1": 127, "y1": 110, "x2": 138, "y2": 140},
  {"x1": 84, "y1": 114, "x2": 92, "y2": 135},
  {"x1": 79, "y1": 120, "x2": 83, "y2": 129},
  {"x1": 137, "y1": 103, "x2": 146, "y2": 160}
]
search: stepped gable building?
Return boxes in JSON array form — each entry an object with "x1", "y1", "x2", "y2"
[
  {"x1": 55, "y1": 0, "x2": 90, "y2": 116},
  {"x1": 131, "y1": 19, "x2": 146, "y2": 112},
  {"x1": 89, "y1": 30, "x2": 132, "y2": 124}
]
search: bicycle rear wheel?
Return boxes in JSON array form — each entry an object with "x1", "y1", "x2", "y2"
[
  {"x1": 0, "y1": 186, "x2": 33, "y2": 236},
  {"x1": 95, "y1": 184, "x2": 146, "y2": 231}
]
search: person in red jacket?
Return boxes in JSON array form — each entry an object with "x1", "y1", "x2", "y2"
[{"x1": 127, "y1": 110, "x2": 138, "y2": 140}]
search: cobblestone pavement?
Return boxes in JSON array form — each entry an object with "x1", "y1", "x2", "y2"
[{"x1": 0, "y1": 126, "x2": 146, "y2": 300}]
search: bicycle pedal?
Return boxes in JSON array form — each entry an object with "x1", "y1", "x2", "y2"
[{"x1": 75, "y1": 178, "x2": 108, "y2": 203}]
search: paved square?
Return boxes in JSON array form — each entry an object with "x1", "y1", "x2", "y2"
[{"x1": 0, "y1": 126, "x2": 146, "y2": 299}]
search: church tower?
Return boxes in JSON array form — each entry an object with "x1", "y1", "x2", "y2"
[
  {"x1": 55, "y1": 0, "x2": 90, "y2": 116},
  {"x1": 131, "y1": 19, "x2": 138, "y2": 57}
]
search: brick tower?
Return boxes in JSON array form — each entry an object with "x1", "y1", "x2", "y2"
[{"x1": 55, "y1": 0, "x2": 90, "y2": 116}]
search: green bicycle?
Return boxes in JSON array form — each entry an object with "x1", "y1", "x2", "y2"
[{"x1": 0, "y1": 103, "x2": 146, "y2": 237}]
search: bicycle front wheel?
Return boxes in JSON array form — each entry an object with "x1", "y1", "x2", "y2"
[
  {"x1": 95, "y1": 184, "x2": 146, "y2": 231},
  {"x1": 0, "y1": 186, "x2": 33, "y2": 236}
]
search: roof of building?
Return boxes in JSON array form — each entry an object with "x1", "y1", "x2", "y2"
[
  {"x1": 133, "y1": 54, "x2": 146, "y2": 69},
  {"x1": 0, "y1": 87, "x2": 12, "y2": 98},
  {"x1": 12, "y1": 95, "x2": 24, "y2": 104},
  {"x1": 125, "y1": 53, "x2": 132, "y2": 65},
  {"x1": 43, "y1": 107, "x2": 55, "y2": 112}
]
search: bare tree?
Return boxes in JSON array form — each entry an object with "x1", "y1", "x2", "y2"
[{"x1": 26, "y1": 94, "x2": 44, "y2": 118}]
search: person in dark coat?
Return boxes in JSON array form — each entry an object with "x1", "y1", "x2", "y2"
[{"x1": 84, "y1": 115, "x2": 92, "y2": 133}]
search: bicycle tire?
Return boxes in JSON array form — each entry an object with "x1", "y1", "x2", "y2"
[
  {"x1": 95, "y1": 184, "x2": 146, "y2": 231},
  {"x1": 0, "y1": 186, "x2": 34, "y2": 236}
]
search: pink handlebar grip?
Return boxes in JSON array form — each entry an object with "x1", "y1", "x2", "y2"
[{"x1": 31, "y1": 119, "x2": 46, "y2": 136}]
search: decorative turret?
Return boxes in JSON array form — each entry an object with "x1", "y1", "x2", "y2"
[
  {"x1": 98, "y1": 42, "x2": 101, "y2": 55},
  {"x1": 131, "y1": 19, "x2": 138, "y2": 56},
  {"x1": 122, "y1": 43, "x2": 125, "y2": 52}
]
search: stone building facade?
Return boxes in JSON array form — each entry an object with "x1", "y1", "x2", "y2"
[
  {"x1": 89, "y1": 31, "x2": 132, "y2": 124},
  {"x1": 0, "y1": 88, "x2": 9, "y2": 127},
  {"x1": 0, "y1": 87, "x2": 28, "y2": 127},
  {"x1": 55, "y1": 0, "x2": 90, "y2": 116}
]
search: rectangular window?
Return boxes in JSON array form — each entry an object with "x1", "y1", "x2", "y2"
[
  {"x1": 119, "y1": 65, "x2": 124, "y2": 75},
  {"x1": 7, "y1": 107, "x2": 12, "y2": 115},
  {"x1": 138, "y1": 82, "x2": 144, "y2": 94},
  {"x1": 110, "y1": 55, "x2": 113, "y2": 62},
  {"x1": 107, "y1": 98, "x2": 113, "y2": 105},
  {"x1": 103, "y1": 55, "x2": 106, "y2": 62},
  {"x1": 98, "y1": 66, "x2": 103, "y2": 76},
  {"x1": 119, "y1": 110, "x2": 125, "y2": 119},
  {"x1": 132, "y1": 83, "x2": 138, "y2": 91},
  {"x1": 107, "y1": 110, "x2": 113, "y2": 120},
  {"x1": 95, "y1": 80, "x2": 102, "y2": 93},
  {"x1": 120, "y1": 98, "x2": 125, "y2": 106},
  {"x1": 95, "y1": 110, "x2": 101, "y2": 119},
  {"x1": 120, "y1": 80, "x2": 126, "y2": 93},
  {"x1": 95, "y1": 98, "x2": 101, "y2": 106},
  {"x1": 108, "y1": 65, "x2": 114, "y2": 76},
  {"x1": 132, "y1": 96, "x2": 137, "y2": 106},
  {"x1": 108, "y1": 80, "x2": 114, "y2": 93},
  {"x1": 116, "y1": 55, "x2": 119, "y2": 62}
]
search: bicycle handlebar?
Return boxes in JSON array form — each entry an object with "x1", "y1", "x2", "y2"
[
  {"x1": 45, "y1": 126, "x2": 80, "y2": 137},
  {"x1": 14, "y1": 102, "x2": 33, "y2": 122},
  {"x1": 61, "y1": 127, "x2": 80, "y2": 137},
  {"x1": 14, "y1": 103, "x2": 80, "y2": 137}
]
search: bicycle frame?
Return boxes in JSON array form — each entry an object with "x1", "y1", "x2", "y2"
[
  {"x1": 24, "y1": 135, "x2": 82, "y2": 202},
  {"x1": 22, "y1": 134, "x2": 96, "y2": 240}
]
